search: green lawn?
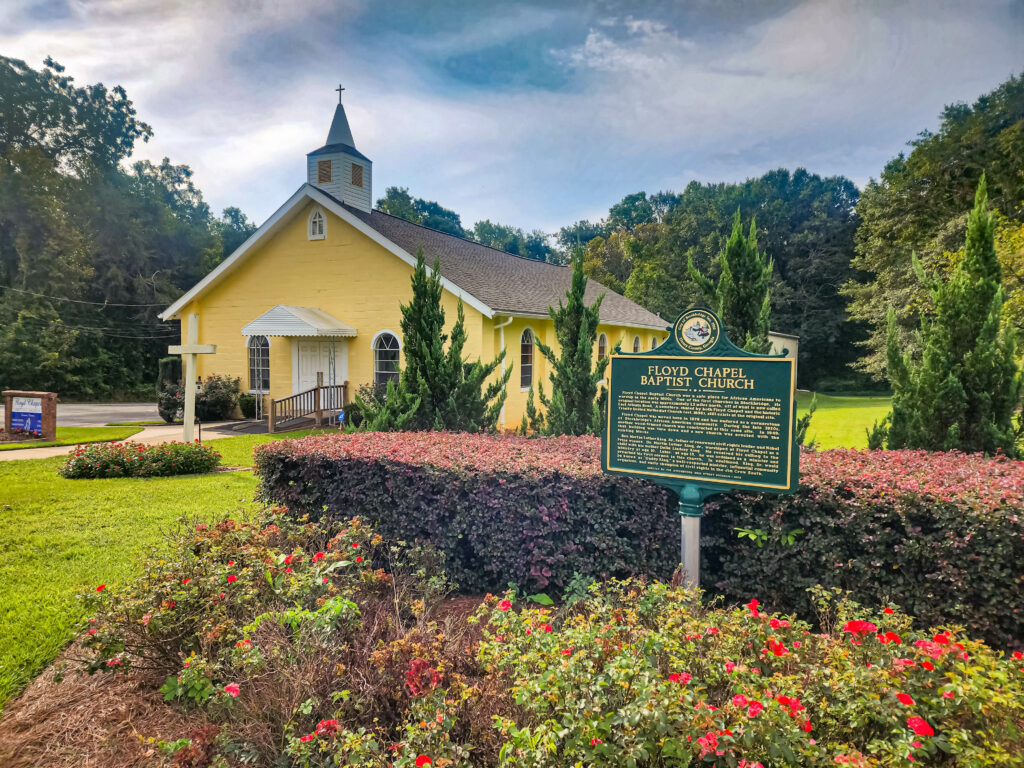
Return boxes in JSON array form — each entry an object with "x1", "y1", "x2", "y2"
[
  {"x1": 796, "y1": 392, "x2": 892, "y2": 450},
  {"x1": 0, "y1": 428, "x2": 325, "y2": 712},
  {"x1": 0, "y1": 425, "x2": 143, "y2": 451}
]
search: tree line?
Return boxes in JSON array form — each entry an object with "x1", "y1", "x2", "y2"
[
  {"x1": 0, "y1": 56, "x2": 255, "y2": 398},
  {"x1": 380, "y1": 75, "x2": 1024, "y2": 393},
  {"x1": 2, "y1": 54, "x2": 1021, "y2": 405}
]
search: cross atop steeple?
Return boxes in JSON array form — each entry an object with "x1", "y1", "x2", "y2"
[{"x1": 335, "y1": 83, "x2": 345, "y2": 103}]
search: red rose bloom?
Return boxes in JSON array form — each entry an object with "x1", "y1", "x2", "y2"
[
  {"x1": 498, "y1": 599, "x2": 512, "y2": 612},
  {"x1": 907, "y1": 717, "x2": 934, "y2": 737},
  {"x1": 897, "y1": 693, "x2": 915, "y2": 706},
  {"x1": 416, "y1": 756, "x2": 432, "y2": 767},
  {"x1": 96, "y1": 584, "x2": 106, "y2": 592},
  {"x1": 842, "y1": 620, "x2": 877, "y2": 635},
  {"x1": 227, "y1": 574, "x2": 238, "y2": 583}
]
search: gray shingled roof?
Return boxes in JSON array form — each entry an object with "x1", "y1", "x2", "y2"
[{"x1": 333, "y1": 198, "x2": 667, "y2": 330}]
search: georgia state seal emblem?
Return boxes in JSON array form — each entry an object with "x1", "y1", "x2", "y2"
[{"x1": 674, "y1": 308, "x2": 720, "y2": 353}]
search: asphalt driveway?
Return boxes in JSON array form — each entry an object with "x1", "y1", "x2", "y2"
[{"x1": 0, "y1": 402, "x2": 160, "y2": 427}]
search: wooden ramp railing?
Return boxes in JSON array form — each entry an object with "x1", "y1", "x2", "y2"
[{"x1": 268, "y1": 380, "x2": 347, "y2": 433}]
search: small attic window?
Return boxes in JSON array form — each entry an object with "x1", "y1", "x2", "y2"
[
  {"x1": 308, "y1": 209, "x2": 326, "y2": 240},
  {"x1": 351, "y1": 163, "x2": 364, "y2": 188},
  {"x1": 317, "y1": 160, "x2": 331, "y2": 184}
]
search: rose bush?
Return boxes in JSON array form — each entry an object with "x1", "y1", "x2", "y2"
[
  {"x1": 481, "y1": 583, "x2": 1024, "y2": 767},
  {"x1": 256, "y1": 434, "x2": 1024, "y2": 646},
  {"x1": 58, "y1": 440, "x2": 221, "y2": 478},
  {"x1": 78, "y1": 516, "x2": 1024, "y2": 767}
]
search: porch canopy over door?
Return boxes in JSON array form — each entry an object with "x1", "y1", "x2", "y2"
[
  {"x1": 241, "y1": 305, "x2": 357, "y2": 339},
  {"x1": 242, "y1": 305, "x2": 357, "y2": 394}
]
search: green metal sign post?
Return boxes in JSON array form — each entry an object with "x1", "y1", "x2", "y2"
[{"x1": 601, "y1": 307, "x2": 800, "y2": 588}]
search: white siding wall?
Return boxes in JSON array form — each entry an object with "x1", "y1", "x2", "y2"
[
  {"x1": 306, "y1": 152, "x2": 372, "y2": 212},
  {"x1": 768, "y1": 332, "x2": 799, "y2": 384}
]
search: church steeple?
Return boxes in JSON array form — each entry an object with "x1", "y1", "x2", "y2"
[
  {"x1": 307, "y1": 86, "x2": 372, "y2": 212},
  {"x1": 326, "y1": 85, "x2": 356, "y2": 147}
]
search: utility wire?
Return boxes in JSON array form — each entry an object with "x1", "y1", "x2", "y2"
[
  {"x1": 7, "y1": 315, "x2": 180, "y2": 339},
  {"x1": 0, "y1": 285, "x2": 170, "y2": 307}
]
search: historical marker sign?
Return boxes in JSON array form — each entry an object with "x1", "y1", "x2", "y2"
[{"x1": 602, "y1": 307, "x2": 799, "y2": 587}]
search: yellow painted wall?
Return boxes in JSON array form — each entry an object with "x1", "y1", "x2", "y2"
[
  {"x1": 178, "y1": 202, "x2": 481, "y2": 403},
  {"x1": 173, "y1": 200, "x2": 665, "y2": 428}
]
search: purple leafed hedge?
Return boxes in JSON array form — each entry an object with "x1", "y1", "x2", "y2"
[
  {"x1": 254, "y1": 432, "x2": 677, "y2": 592},
  {"x1": 255, "y1": 432, "x2": 1024, "y2": 647}
]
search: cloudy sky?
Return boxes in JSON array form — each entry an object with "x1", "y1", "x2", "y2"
[{"x1": 2, "y1": 0, "x2": 1022, "y2": 232}]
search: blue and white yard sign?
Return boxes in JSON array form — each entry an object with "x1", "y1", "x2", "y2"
[{"x1": 11, "y1": 396, "x2": 42, "y2": 434}]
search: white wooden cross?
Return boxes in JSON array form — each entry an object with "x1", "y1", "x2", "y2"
[{"x1": 168, "y1": 313, "x2": 216, "y2": 442}]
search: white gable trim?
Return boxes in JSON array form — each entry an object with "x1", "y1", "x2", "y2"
[
  {"x1": 159, "y1": 184, "x2": 494, "y2": 321},
  {"x1": 159, "y1": 187, "x2": 310, "y2": 321}
]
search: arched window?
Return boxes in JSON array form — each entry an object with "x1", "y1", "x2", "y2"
[
  {"x1": 374, "y1": 332, "x2": 400, "y2": 386},
  {"x1": 632, "y1": 335, "x2": 641, "y2": 353},
  {"x1": 597, "y1": 333, "x2": 607, "y2": 361},
  {"x1": 247, "y1": 335, "x2": 270, "y2": 392},
  {"x1": 308, "y1": 209, "x2": 326, "y2": 240},
  {"x1": 520, "y1": 329, "x2": 534, "y2": 389},
  {"x1": 651, "y1": 335, "x2": 658, "y2": 350}
]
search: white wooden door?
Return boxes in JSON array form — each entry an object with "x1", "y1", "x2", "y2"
[
  {"x1": 295, "y1": 340, "x2": 348, "y2": 393},
  {"x1": 297, "y1": 341, "x2": 321, "y2": 392}
]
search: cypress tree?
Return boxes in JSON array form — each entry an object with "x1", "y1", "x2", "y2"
[
  {"x1": 356, "y1": 249, "x2": 509, "y2": 431},
  {"x1": 688, "y1": 209, "x2": 773, "y2": 352},
  {"x1": 536, "y1": 249, "x2": 608, "y2": 435},
  {"x1": 886, "y1": 176, "x2": 1021, "y2": 455}
]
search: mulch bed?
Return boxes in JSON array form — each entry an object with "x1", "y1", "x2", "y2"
[
  {"x1": 0, "y1": 596, "x2": 489, "y2": 768},
  {"x1": 0, "y1": 642, "x2": 201, "y2": 768}
]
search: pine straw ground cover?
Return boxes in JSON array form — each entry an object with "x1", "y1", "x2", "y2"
[{"x1": 2, "y1": 512, "x2": 1021, "y2": 768}]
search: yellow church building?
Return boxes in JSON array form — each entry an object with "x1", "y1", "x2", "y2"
[{"x1": 159, "y1": 94, "x2": 667, "y2": 429}]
